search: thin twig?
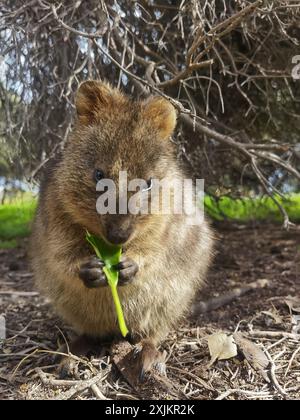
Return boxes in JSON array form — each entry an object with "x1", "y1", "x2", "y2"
[
  {"x1": 216, "y1": 388, "x2": 271, "y2": 400},
  {"x1": 264, "y1": 347, "x2": 289, "y2": 398},
  {"x1": 53, "y1": 371, "x2": 108, "y2": 400},
  {"x1": 191, "y1": 279, "x2": 270, "y2": 316}
]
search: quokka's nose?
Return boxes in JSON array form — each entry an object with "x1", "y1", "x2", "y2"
[{"x1": 106, "y1": 225, "x2": 132, "y2": 245}]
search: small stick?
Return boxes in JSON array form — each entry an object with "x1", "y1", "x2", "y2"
[
  {"x1": 0, "y1": 291, "x2": 39, "y2": 297},
  {"x1": 90, "y1": 383, "x2": 108, "y2": 400},
  {"x1": 191, "y1": 279, "x2": 269, "y2": 316},
  {"x1": 53, "y1": 372, "x2": 108, "y2": 400},
  {"x1": 249, "y1": 331, "x2": 300, "y2": 340},
  {"x1": 264, "y1": 347, "x2": 289, "y2": 399},
  {"x1": 4, "y1": 321, "x2": 33, "y2": 342},
  {"x1": 167, "y1": 366, "x2": 214, "y2": 391},
  {"x1": 0, "y1": 346, "x2": 40, "y2": 358},
  {"x1": 216, "y1": 388, "x2": 271, "y2": 400},
  {"x1": 266, "y1": 337, "x2": 288, "y2": 351},
  {"x1": 284, "y1": 346, "x2": 300, "y2": 378},
  {"x1": 37, "y1": 367, "x2": 110, "y2": 400},
  {"x1": 37, "y1": 368, "x2": 82, "y2": 387}
]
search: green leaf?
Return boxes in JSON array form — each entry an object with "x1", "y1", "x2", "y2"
[{"x1": 85, "y1": 231, "x2": 129, "y2": 338}]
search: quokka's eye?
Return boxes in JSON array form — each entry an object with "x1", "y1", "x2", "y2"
[
  {"x1": 142, "y1": 178, "x2": 153, "y2": 192},
  {"x1": 94, "y1": 169, "x2": 105, "y2": 182}
]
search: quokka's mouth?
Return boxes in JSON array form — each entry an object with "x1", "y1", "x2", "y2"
[
  {"x1": 104, "y1": 234, "x2": 132, "y2": 246},
  {"x1": 105, "y1": 225, "x2": 134, "y2": 246}
]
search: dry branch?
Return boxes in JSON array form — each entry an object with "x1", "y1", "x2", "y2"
[
  {"x1": 191, "y1": 279, "x2": 270, "y2": 316},
  {"x1": 1, "y1": 0, "x2": 299, "y2": 222},
  {"x1": 52, "y1": 371, "x2": 108, "y2": 400}
]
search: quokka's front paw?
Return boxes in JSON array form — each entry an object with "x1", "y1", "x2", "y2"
[
  {"x1": 79, "y1": 257, "x2": 107, "y2": 288},
  {"x1": 113, "y1": 255, "x2": 139, "y2": 286}
]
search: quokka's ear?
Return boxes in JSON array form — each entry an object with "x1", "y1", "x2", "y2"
[
  {"x1": 75, "y1": 80, "x2": 116, "y2": 125},
  {"x1": 142, "y1": 97, "x2": 177, "y2": 139}
]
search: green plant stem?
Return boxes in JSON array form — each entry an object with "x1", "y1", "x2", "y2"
[{"x1": 110, "y1": 282, "x2": 129, "y2": 337}]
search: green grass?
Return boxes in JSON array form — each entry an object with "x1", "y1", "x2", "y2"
[
  {"x1": 0, "y1": 192, "x2": 299, "y2": 250},
  {"x1": 205, "y1": 193, "x2": 300, "y2": 223},
  {"x1": 0, "y1": 239, "x2": 18, "y2": 249},
  {"x1": 0, "y1": 196, "x2": 36, "y2": 247}
]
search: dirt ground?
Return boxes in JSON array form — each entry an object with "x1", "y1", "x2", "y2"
[{"x1": 0, "y1": 223, "x2": 299, "y2": 400}]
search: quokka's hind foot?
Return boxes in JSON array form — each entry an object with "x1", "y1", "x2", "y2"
[
  {"x1": 134, "y1": 339, "x2": 167, "y2": 382},
  {"x1": 56, "y1": 335, "x2": 104, "y2": 379}
]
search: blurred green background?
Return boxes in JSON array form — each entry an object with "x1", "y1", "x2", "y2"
[{"x1": 0, "y1": 192, "x2": 299, "y2": 249}]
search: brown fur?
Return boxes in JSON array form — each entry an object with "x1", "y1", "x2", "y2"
[{"x1": 30, "y1": 81, "x2": 214, "y2": 346}]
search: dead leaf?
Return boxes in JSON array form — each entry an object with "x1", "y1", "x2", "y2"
[
  {"x1": 285, "y1": 297, "x2": 300, "y2": 314},
  {"x1": 207, "y1": 333, "x2": 237, "y2": 366},
  {"x1": 233, "y1": 333, "x2": 269, "y2": 382}
]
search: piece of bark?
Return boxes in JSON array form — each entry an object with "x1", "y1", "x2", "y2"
[{"x1": 233, "y1": 333, "x2": 270, "y2": 382}]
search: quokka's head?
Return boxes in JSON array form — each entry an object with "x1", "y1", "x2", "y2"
[{"x1": 58, "y1": 80, "x2": 179, "y2": 245}]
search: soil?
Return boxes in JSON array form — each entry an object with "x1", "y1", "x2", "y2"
[{"x1": 0, "y1": 223, "x2": 299, "y2": 400}]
